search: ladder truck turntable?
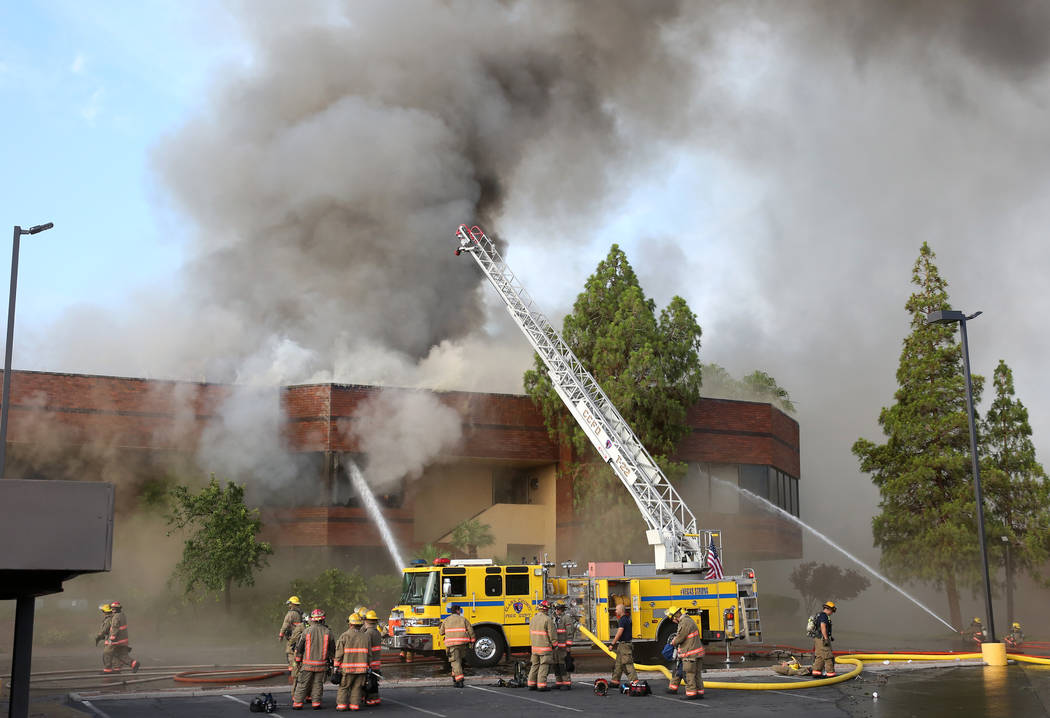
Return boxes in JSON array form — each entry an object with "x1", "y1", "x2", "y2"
[{"x1": 385, "y1": 224, "x2": 762, "y2": 667}]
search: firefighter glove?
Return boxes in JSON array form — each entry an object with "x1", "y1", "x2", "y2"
[{"x1": 330, "y1": 670, "x2": 341, "y2": 685}]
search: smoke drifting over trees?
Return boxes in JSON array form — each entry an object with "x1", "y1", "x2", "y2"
[{"x1": 17, "y1": 0, "x2": 1050, "y2": 633}]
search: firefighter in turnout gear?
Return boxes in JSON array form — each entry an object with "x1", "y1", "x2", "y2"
[
  {"x1": 95, "y1": 604, "x2": 113, "y2": 670},
  {"x1": 552, "y1": 603, "x2": 572, "y2": 689},
  {"x1": 293, "y1": 608, "x2": 336, "y2": 710},
  {"x1": 666, "y1": 606, "x2": 704, "y2": 699},
  {"x1": 1006, "y1": 621, "x2": 1025, "y2": 649},
  {"x1": 334, "y1": 613, "x2": 370, "y2": 712},
  {"x1": 363, "y1": 610, "x2": 383, "y2": 705},
  {"x1": 280, "y1": 596, "x2": 305, "y2": 673},
  {"x1": 439, "y1": 603, "x2": 475, "y2": 688},
  {"x1": 288, "y1": 615, "x2": 310, "y2": 685},
  {"x1": 965, "y1": 617, "x2": 985, "y2": 645},
  {"x1": 528, "y1": 600, "x2": 557, "y2": 690},
  {"x1": 812, "y1": 601, "x2": 837, "y2": 677},
  {"x1": 103, "y1": 601, "x2": 139, "y2": 674},
  {"x1": 609, "y1": 603, "x2": 637, "y2": 687}
]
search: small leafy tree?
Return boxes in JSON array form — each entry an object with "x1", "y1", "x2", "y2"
[
  {"x1": 166, "y1": 476, "x2": 273, "y2": 612},
  {"x1": 789, "y1": 561, "x2": 872, "y2": 613},
  {"x1": 450, "y1": 519, "x2": 494, "y2": 558},
  {"x1": 416, "y1": 543, "x2": 451, "y2": 563},
  {"x1": 981, "y1": 359, "x2": 1050, "y2": 624},
  {"x1": 288, "y1": 568, "x2": 369, "y2": 623}
]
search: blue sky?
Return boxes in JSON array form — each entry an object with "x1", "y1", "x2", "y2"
[{"x1": 0, "y1": 1, "x2": 241, "y2": 327}]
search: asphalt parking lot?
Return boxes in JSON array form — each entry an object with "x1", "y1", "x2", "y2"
[{"x1": 70, "y1": 677, "x2": 851, "y2": 718}]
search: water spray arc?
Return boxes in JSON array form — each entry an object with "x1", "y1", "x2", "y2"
[
  {"x1": 715, "y1": 478, "x2": 956, "y2": 633},
  {"x1": 346, "y1": 459, "x2": 405, "y2": 570}
]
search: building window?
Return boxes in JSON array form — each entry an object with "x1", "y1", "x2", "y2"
[{"x1": 493, "y1": 470, "x2": 534, "y2": 504}]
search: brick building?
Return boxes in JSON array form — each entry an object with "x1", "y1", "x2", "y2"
[{"x1": 1, "y1": 370, "x2": 802, "y2": 570}]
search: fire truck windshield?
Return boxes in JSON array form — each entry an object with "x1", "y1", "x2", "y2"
[{"x1": 400, "y1": 570, "x2": 440, "y2": 606}]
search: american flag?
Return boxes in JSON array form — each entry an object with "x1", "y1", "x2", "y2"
[{"x1": 704, "y1": 539, "x2": 724, "y2": 579}]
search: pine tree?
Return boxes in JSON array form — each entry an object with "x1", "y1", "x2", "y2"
[
  {"x1": 523, "y1": 245, "x2": 702, "y2": 560},
  {"x1": 981, "y1": 359, "x2": 1050, "y2": 624},
  {"x1": 852, "y1": 242, "x2": 983, "y2": 629}
]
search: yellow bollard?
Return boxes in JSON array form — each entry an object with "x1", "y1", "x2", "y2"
[{"x1": 981, "y1": 642, "x2": 1007, "y2": 666}]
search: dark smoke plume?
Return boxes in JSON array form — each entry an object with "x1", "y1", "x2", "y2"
[{"x1": 151, "y1": 0, "x2": 695, "y2": 381}]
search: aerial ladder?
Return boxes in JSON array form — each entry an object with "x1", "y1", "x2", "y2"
[{"x1": 455, "y1": 224, "x2": 714, "y2": 573}]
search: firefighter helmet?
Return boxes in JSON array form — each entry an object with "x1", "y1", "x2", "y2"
[
  {"x1": 365, "y1": 610, "x2": 379, "y2": 621},
  {"x1": 310, "y1": 608, "x2": 325, "y2": 621},
  {"x1": 593, "y1": 678, "x2": 609, "y2": 696},
  {"x1": 554, "y1": 602, "x2": 566, "y2": 612},
  {"x1": 822, "y1": 601, "x2": 836, "y2": 612},
  {"x1": 538, "y1": 600, "x2": 551, "y2": 611},
  {"x1": 99, "y1": 604, "x2": 111, "y2": 613},
  {"x1": 1013, "y1": 622, "x2": 1021, "y2": 629},
  {"x1": 109, "y1": 601, "x2": 121, "y2": 609},
  {"x1": 355, "y1": 605, "x2": 368, "y2": 616},
  {"x1": 973, "y1": 617, "x2": 981, "y2": 624},
  {"x1": 287, "y1": 596, "x2": 301, "y2": 605},
  {"x1": 348, "y1": 613, "x2": 364, "y2": 626},
  {"x1": 665, "y1": 605, "x2": 682, "y2": 618}
]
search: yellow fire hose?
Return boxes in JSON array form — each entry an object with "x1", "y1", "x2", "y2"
[{"x1": 577, "y1": 624, "x2": 863, "y2": 690}]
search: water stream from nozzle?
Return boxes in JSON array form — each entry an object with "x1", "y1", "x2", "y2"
[
  {"x1": 347, "y1": 459, "x2": 405, "y2": 570},
  {"x1": 714, "y1": 478, "x2": 956, "y2": 633}
]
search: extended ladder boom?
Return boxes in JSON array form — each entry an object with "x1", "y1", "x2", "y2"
[{"x1": 455, "y1": 224, "x2": 708, "y2": 571}]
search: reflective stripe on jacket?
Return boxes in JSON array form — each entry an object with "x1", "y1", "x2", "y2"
[
  {"x1": 529, "y1": 612, "x2": 555, "y2": 653},
  {"x1": 673, "y1": 615, "x2": 704, "y2": 658},
  {"x1": 440, "y1": 614, "x2": 475, "y2": 647},
  {"x1": 107, "y1": 611, "x2": 129, "y2": 646},
  {"x1": 296, "y1": 623, "x2": 335, "y2": 671},
  {"x1": 335, "y1": 629, "x2": 371, "y2": 674}
]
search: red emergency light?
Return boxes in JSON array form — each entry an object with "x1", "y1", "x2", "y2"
[{"x1": 433, "y1": 558, "x2": 451, "y2": 566}]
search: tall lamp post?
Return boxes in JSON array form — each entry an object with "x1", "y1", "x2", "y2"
[
  {"x1": 926, "y1": 309, "x2": 995, "y2": 643},
  {"x1": 1001, "y1": 535, "x2": 1013, "y2": 626},
  {"x1": 0, "y1": 222, "x2": 52, "y2": 479}
]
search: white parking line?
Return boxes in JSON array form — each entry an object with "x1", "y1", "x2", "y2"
[
  {"x1": 764, "y1": 689, "x2": 833, "y2": 702},
  {"x1": 224, "y1": 693, "x2": 287, "y2": 717},
  {"x1": 469, "y1": 684, "x2": 584, "y2": 712},
  {"x1": 652, "y1": 694, "x2": 711, "y2": 708},
  {"x1": 79, "y1": 701, "x2": 113, "y2": 718},
  {"x1": 383, "y1": 696, "x2": 448, "y2": 717}
]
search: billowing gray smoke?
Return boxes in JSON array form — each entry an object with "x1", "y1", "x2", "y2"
[{"x1": 152, "y1": 0, "x2": 694, "y2": 381}]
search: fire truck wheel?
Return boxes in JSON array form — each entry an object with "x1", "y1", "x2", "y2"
[
  {"x1": 650, "y1": 620, "x2": 677, "y2": 663},
  {"x1": 470, "y1": 627, "x2": 506, "y2": 668}
]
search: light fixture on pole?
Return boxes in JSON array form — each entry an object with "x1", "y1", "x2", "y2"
[
  {"x1": 926, "y1": 308, "x2": 994, "y2": 643},
  {"x1": 0, "y1": 223, "x2": 52, "y2": 480}
]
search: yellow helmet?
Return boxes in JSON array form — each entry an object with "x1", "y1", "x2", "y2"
[
  {"x1": 787, "y1": 655, "x2": 800, "y2": 668},
  {"x1": 99, "y1": 604, "x2": 112, "y2": 613},
  {"x1": 287, "y1": 596, "x2": 301, "y2": 605},
  {"x1": 348, "y1": 613, "x2": 364, "y2": 626},
  {"x1": 365, "y1": 610, "x2": 379, "y2": 621},
  {"x1": 665, "y1": 605, "x2": 682, "y2": 618},
  {"x1": 1012, "y1": 622, "x2": 1021, "y2": 629},
  {"x1": 354, "y1": 605, "x2": 368, "y2": 616},
  {"x1": 973, "y1": 617, "x2": 981, "y2": 624},
  {"x1": 823, "y1": 601, "x2": 836, "y2": 611}
]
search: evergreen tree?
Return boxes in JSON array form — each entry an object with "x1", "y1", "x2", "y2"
[
  {"x1": 981, "y1": 359, "x2": 1050, "y2": 624},
  {"x1": 524, "y1": 245, "x2": 702, "y2": 560},
  {"x1": 852, "y1": 243, "x2": 983, "y2": 629}
]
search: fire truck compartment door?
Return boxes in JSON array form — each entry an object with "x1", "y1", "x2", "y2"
[
  {"x1": 630, "y1": 579, "x2": 643, "y2": 639},
  {"x1": 596, "y1": 581, "x2": 610, "y2": 641}
]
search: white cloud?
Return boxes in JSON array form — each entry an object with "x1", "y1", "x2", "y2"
[{"x1": 80, "y1": 87, "x2": 103, "y2": 122}]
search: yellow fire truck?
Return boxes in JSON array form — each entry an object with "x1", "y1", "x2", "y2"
[
  {"x1": 386, "y1": 225, "x2": 763, "y2": 665},
  {"x1": 387, "y1": 554, "x2": 760, "y2": 666}
]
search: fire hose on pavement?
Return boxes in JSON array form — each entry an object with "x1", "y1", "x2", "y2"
[{"x1": 576, "y1": 624, "x2": 864, "y2": 690}]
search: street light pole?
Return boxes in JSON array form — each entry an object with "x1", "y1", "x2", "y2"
[
  {"x1": 927, "y1": 308, "x2": 995, "y2": 644},
  {"x1": 2, "y1": 222, "x2": 51, "y2": 718},
  {"x1": 1001, "y1": 535, "x2": 1013, "y2": 626},
  {"x1": 0, "y1": 222, "x2": 52, "y2": 480}
]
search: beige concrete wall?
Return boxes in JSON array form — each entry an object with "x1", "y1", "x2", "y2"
[
  {"x1": 412, "y1": 463, "x2": 493, "y2": 543},
  {"x1": 422, "y1": 462, "x2": 559, "y2": 561}
]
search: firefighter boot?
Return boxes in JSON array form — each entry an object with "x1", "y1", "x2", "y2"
[{"x1": 131, "y1": 660, "x2": 140, "y2": 673}]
